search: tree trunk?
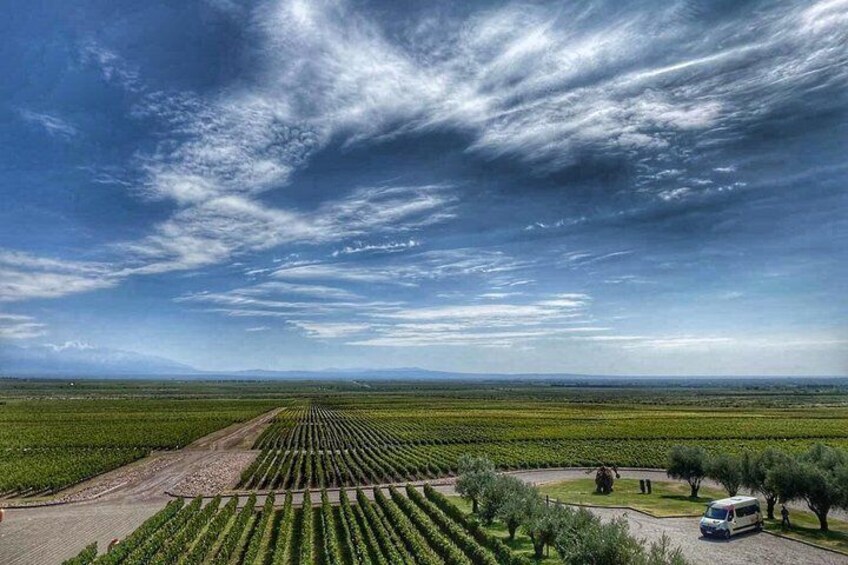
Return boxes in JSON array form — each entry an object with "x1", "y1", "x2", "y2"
[
  {"x1": 689, "y1": 482, "x2": 699, "y2": 498},
  {"x1": 816, "y1": 511, "x2": 829, "y2": 532},
  {"x1": 472, "y1": 498, "x2": 478, "y2": 513},
  {"x1": 508, "y1": 522, "x2": 517, "y2": 540},
  {"x1": 533, "y1": 540, "x2": 544, "y2": 559},
  {"x1": 766, "y1": 497, "x2": 776, "y2": 520}
]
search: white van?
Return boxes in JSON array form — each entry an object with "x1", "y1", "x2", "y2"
[{"x1": 699, "y1": 496, "x2": 762, "y2": 539}]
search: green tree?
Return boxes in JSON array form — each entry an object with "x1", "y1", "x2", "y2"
[
  {"x1": 455, "y1": 454, "x2": 496, "y2": 513},
  {"x1": 741, "y1": 449, "x2": 788, "y2": 519},
  {"x1": 706, "y1": 453, "x2": 742, "y2": 496},
  {"x1": 556, "y1": 516, "x2": 645, "y2": 565},
  {"x1": 666, "y1": 446, "x2": 708, "y2": 498},
  {"x1": 646, "y1": 534, "x2": 688, "y2": 565},
  {"x1": 522, "y1": 499, "x2": 566, "y2": 559},
  {"x1": 480, "y1": 474, "x2": 527, "y2": 534},
  {"x1": 767, "y1": 444, "x2": 848, "y2": 531}
]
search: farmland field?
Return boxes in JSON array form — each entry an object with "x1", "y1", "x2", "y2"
[
  {"x1": 2, "y1": 378, "x2": 848, "y2": 565},
  {"x1": 64, "y1": 485, "x2": 529, "y2": 565},
  {"x1": 3, "y1": 378, "x2": 848, "y2": 497},
  {"x1": 239, "y1": 391, "x2": 848, "y2": 489},
  {"x1": 0, "y1": 396, "x2": 278, "y2": 496}
]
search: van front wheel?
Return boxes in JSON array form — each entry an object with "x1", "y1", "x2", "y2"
[{"x1": 723, "y1": 530, "x2": 731, "y2": 540}]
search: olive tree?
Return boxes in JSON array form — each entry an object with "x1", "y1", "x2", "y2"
[
  {"x1": 741, "y1": 448, "x2": 788, "y2": 519},
  {"x1": 556, "y1": 515, "x2": 646, "y2": 565},
  {"x1": 480, "y1": 474, "x2": 532, "y2": 538},
  {"x1": 767, "y1": 444, "x2": 848, "y2": 531},
  {"x1": 522, "y1": 499, "x2": 567, "y2": 559},
  {"x1": 706, "y1": 453, "x2": 743, "y2": 497},
  {"x1": 666, "y1": 446, "x2": 708, "y2": 498},
  {"x1": 455, "y1": 454, "x2": 495, "y2": 513}
]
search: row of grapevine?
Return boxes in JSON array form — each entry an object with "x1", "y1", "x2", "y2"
[
  {"x1": 65, "y1": 486, "x2": 527, "y2": 565},
  {"x1": 1, "y1": 399, "x2": 279, "y2": 497},
  {"x1": 240, "y1": 401, "x2": 848, "y2": 491}
]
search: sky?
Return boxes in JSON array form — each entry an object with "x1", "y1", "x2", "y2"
[{"x1": 0, "y1": 0, "x2": 847, "y2": 376}]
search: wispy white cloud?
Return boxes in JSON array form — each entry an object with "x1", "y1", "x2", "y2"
[
  {"x1": 288, "y1": 321, "x2": 370, "y2": 339},
  {"x1": 247, "y1": 0, "x2": 848, "y2": 209},
  {"x1": 0, "y1": 250, "x2": 118, "y2": 302},
  {"x1": 0, "y1": 313, "x2": 48, "y2": 340},
  {"x1": 19, "y1": 109, "x2": 78, "y2": 139},
  {"x1": 44, "y1": 340, "x2": 96, "y2": 352},
  {"x1": 332, "y1": 239, "x2": 420, "y2": 257},
  {"x1": 352, "y1": 293, "x2": 597, "y2": 348}
]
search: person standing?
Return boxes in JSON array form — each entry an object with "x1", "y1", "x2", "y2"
[{"x1": 781, "y1": 504, "x2": 791, "y2": 529}]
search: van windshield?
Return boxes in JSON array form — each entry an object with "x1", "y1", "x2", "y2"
[{"x1": 705, "y1": 506, "x2": 728, "y2": 520}]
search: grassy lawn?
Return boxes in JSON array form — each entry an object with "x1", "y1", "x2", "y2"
[
  {"x1": 537, "y1": 478, "x2": 725, "y2": 517},
  {"x1": 764, "y1": 513, "x2": 848, "y2": 556},
  {"x1": 448, "y1": 496, "x2": 560, "y2": 564}
]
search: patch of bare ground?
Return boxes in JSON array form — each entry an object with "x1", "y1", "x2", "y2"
[{"x1": 169, "y1": 451, "x2": 259, "y2": 496}]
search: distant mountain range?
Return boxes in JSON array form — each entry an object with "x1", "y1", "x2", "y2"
[
  {"x1": 0, "y1": 342, "x2": 196, "y2": 376},
  {"x1": 1, "y1": 343, "x2": 844, "y2": 381}
]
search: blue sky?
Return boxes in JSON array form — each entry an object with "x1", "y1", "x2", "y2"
[{"x1": 1, "y1": 0, "x2": 846, "y2": 375}]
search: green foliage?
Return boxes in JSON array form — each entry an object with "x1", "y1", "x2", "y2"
[
  {"x1": 742, "y1": 448, "x2": 788, "y2": 519},
  {"x1": 74, "y1": 485, "x2": 689, "y2": 565},
  {"x1": 243, "y1": 493, "x2": 275, "y2": 565},
  {"x1": 152, "y1": 496, "x2": 220, "y2": 565},
  {"x1": 646, "y1": 535, "x2": 688, "y2": 565},
  {"x1": 456, "y1": 455, "x2": 496, "y2": 513},
  {"x1": 272, "y1": 492, "x2": 295, "y2": 565},
  {"x1": 299, "y1": 490, "x2": 314, "y2": 565},
  {"x1": 239, "y1": 397, "x2": 848, "y2": 492},
  {"x1": 356, "y1": 488, "x2": 406, "y2": 564},
  {"x1": 63, "y1": 542, "x2": 97, "y2": 565},
  {"x1": 183, "y1": 497, "x2": 238, "y2": 564},
  {"x1": 522, "y1": 498, "x2": 567, "y2": 559},
  {"x1": 705, "y1": 453, "x2": 743, "y2": 496},
  {"x1": 373, "y1": 487, "x2": 442, "y2": 565},
  {"x1": 481, "y1": 475, "x2": 533, "y2": 539},
  {"x1": 666, "y1": 446, "x2": 708, "y2": 498},
  {"x1": 321, "y1": 490, "x2": 343, "y2": 565},
  {"x1": 337, "y1": 488, "x2": 371, "y2": 564},
  {"x1": 406, "y1": 484, "x2": 500, "y2": 565},
  {"x1": 388, "y1": 485, "x2": 472, "y2": 564},
  {"x1": 768, "y1": 443, "x2": 848, "y2": 531},
  {"x1": 94, "y1": 498, "x2": 184, "y2": 565},
  {"x1": 423, "y1": 484, "x2": 531, "y2": 565},
  {"x1": 0, "y1": 399, "x2": 275, "y2": 495}
]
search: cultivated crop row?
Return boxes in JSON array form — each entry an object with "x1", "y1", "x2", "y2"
[
  {"x1": 65, "y1": 486, "x2": 530, "y2": 565},
  {"x1": 239, "y1": 401, "x2": 848, "y2": 489},
  {"x1": 0, "y1": 399, "x2": 278, "y2": 497}
]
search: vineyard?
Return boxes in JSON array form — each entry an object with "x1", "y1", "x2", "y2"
[
  {"x1": 65, "y1": 484, "x2": 529, "y2": 565},
  {"x1": 3, "y1": 381, "x2": 848, "y2": 498},
  {"x1": 0, "y1": 398, "x2": 278, "y2": 497},
  {"x1": 238, "y1": 397, "x2": 848, "y2": 489}
]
